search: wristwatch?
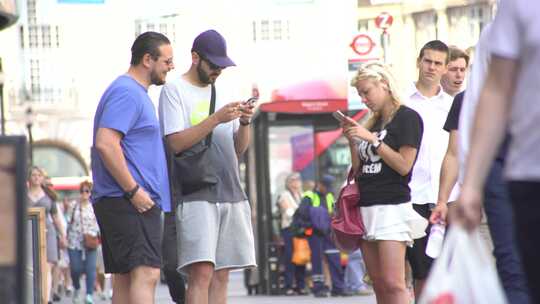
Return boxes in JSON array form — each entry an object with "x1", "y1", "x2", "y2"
[
  {"x1": 240, "y1": 120, "x2": 250, "y2": 126},
  {"x1": 372, "y1": 138, "x2": 382, "y2": 149},
  {"x1": 123, "y1": 184, "x2": 139, "y2": 200}
]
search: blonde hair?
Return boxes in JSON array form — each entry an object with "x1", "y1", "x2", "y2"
[{"x1": 350, "y1": 62, "x2": 403, "y2": 130}]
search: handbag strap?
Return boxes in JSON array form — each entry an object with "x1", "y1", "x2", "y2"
[
  {"x1": 204, "y1": 84, "x2": 216, "y2": 146},
  {"x1": 346, "y1": 168, "x2": 356, "y2": 184}
]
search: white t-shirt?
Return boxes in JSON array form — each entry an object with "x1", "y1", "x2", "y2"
[
  {"x1": 458, "y1": 24, "x2": 492, "y2": 184},
  {"x1": 158, "y1": 76, "x2": 247, "y2": 203},
  {"x1": 489, "y1": 0, "x2": 540, "y2": 181},
  {"x1": 406, "y1": 84, "x2": 460, "y2": 204}
]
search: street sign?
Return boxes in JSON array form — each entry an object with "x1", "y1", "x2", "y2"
[
  {"x1": 350, "y1": 34, "x2": 375, "y2": 56},
  {"x1": 375, "y1": 12, "x2": 394, "y2": 30}
]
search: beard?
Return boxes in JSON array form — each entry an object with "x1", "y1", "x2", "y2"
[
  {"x1": 196, "y1": 62, "x2": 213, "y2": 85},
  {"x1": 150, "y1": 68, "x2": 165, "y2": 86}
]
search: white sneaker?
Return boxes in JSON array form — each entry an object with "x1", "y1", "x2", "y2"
[
  {"x1": 355, "y1": 285, "x2": 374, "y2": 296},
  {"x1": 85, "y1": 294, "x2": 94, "y2": 304},
  {"x1": 72, "y1": 290, "x2": 82, "y2": 304}
]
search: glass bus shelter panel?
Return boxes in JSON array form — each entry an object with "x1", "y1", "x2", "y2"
[
  {"x1": 317, "y1": 135, "x2": 352, "y2": 194},
  {"x1": 267, "y1": 125, "x2": 314, "y2": 237}
]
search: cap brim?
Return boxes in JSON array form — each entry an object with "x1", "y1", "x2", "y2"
[{"x1": 206, "y1": 55, "x2": 236, "y2": 68}]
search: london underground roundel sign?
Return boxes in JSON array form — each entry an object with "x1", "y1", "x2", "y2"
[{"x1": 350, "y1": 34, "x2": 375, "y2": 56}]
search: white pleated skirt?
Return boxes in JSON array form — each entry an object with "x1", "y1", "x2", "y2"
[{"x1": 360, "y1": 202, "x2": 428, "y2": 246}]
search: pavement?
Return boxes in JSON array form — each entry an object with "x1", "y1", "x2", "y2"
[{"x1": 55, "y1": 271, "x2": 377, "y2": 304}]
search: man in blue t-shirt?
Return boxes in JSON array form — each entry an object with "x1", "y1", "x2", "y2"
[{"x1": 91, "y1": 32, "x2": 174, "y2": 304}]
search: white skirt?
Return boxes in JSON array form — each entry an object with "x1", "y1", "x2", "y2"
[{"x1": 360, "y1": 202, "x2": 428, "y2": 246}]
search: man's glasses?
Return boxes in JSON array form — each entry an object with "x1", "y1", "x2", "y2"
[{"x1": 200, "y1": 55, "x2": 222, "y2": 70}]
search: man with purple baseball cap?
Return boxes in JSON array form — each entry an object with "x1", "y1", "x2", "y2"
[
  {"x1": 158, "y1": 29, "x2": 257, "y2": 304},
  {"x1": 192, "y1": 29, "x2": 236, "y2": 69}
]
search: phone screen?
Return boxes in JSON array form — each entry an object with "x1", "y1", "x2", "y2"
[{"x1": 332, "y1": 111, "x2": 346, "y2": 122}]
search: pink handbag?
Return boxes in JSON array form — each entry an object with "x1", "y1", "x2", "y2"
[{"x1": 331, "y1": 169, "x2": 365, "y2": 252}]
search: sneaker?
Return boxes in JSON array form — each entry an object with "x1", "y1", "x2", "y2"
[
  {"x1": 284, "y1": 288, "x2": 296, "y2": 296},
  {"x1": 98, "y1": 292, "x2": 107, "y2": 301},
  {"x1": 52, "y1": 292, "x2": 61, "y2": 302},
  {"x1": 72, "y1": 290, "x2": 82, "y2": 304},
  {"x1": 354, "y1": 285, "x2": 374, "y2": 296},
  {"x1": 65, "y1": 286, "x2": 73, "y2": 297},
  {"x1": 85, "y1": 294, "x2": 94, "y2": 304}
]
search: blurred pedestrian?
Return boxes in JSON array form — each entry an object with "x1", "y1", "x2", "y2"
[
  {"x1": 27, "y1": 166, "x2": 67, "y2": 304},
  {"x1": 344, "y1": 62, "x2": 427, "y2": 304},
  {"x1": 293, "y1": 175, "x2": 345, "y2": 297},
  {"x1": 455, "y1": 0, "x2": 540, "y2": 302},
  {"x1": 158, "y1": 29, "x2": 256, "y2": 304},
  {"x1": 441, "y1": 46, "x2": 469, "y2": 97},
  {"x1": 91, "y1": 31, "x2": 174, "y2": 304},
  {"x1": 66, "y1": 181, "x2": 100, "y2": 304},
  {"x1": 344, "y1": 249, "x2": 372, "y2": 296},
  {"x1": 405, "y1": 40, "x2": 456, "y2": 299},
  {"x1": 277, "y1": 172, "x2": 306, "y2": 295}
]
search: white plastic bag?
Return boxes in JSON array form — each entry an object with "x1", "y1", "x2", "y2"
[{"x1": 418, "y1": 225, "x2": 507, "y2": 304}]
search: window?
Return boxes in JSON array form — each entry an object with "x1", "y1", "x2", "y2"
[
  {"x1": 252, "y1": 21, "x2": 257, "y2": 42},
  {"x1": 159, "y1": 23, "x2": 167, "y2": 35},
  {"x1": 447, "y1": 4, "x2": 494, "y2": 48},
  {"x1": 30, "y1": 59, "x2": 40, "y2": 95},
  {"x1": 413, "y1": 10, "x2": 438, "y2": 50},
  {"x1": 28, "y1": 25, "x2": 38, "y2": 48},
  {"x1": 273, "y1": 20, "x2": 282, "y2": 40},
  {"x1": 255, "y1": 19, "x2": 290, "y2": 42},
  {"x1": 42, "y1": 25, "x2": 51, "y2": 48},
  {"x1": 55, "y1": 26, "x2": 60, "y2": 48},
  {"x1": 147, "y1": 23, "x2": 155, "y2": 31},
  {"x1": 261, "y1": 20, "x2": 269, "y2": 40},
  {"x1": 357, "y1": 19, "x2": 369, "y2": 31},
  {"x1": 19, "y1": 26, "x2": 25, "y2": 49}
]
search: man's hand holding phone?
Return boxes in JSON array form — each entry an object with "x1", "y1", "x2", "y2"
[{"x1": 239, "y1": 97, "x2": 258, "y2": 125}]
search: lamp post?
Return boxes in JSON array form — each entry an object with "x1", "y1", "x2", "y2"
[{"x1": 25, "y1": 106, "x2": 34, "y2": 165}]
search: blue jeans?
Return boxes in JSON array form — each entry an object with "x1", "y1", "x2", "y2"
[
  {"x1": 344, "y1": 249, "x2": 367, "y2": 292},
  {"x1": 68, "y1": 248, "x2": 98, "y2": 296},
  {"x1": 484, "y1": 161, "x2": 530, "y2": 304},
  {"x1": 280, "y1": 228, "x2": 306, "y2": 290}
]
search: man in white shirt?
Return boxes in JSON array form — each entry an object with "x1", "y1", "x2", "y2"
[
  {"x1": 405, "y1": 40, "x2": 456, "y2": 299},
  {"x1": 456, "y1": 0, "x2": 540, "y2": 302}
]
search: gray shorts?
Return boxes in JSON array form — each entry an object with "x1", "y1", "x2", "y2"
[{"x1": 176, "y1": 200, "x2": 257, "y2": 274}]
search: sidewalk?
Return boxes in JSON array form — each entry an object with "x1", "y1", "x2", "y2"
[{"x1": 56, "y1": 271, "x2": 377, "y2": 304}]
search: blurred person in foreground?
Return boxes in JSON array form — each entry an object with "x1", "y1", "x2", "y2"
[
  {"x1": 27, "y1": 166, "x2": 67, "y2": 304},
  {"x1": 455, "y1": 0, "x2": 540, "y2": 302},
  {"x1": 91, "y1": 31, "x2": 174, "y2": 304},
  {"x1": 66, "y1": 181, "x2": 100, "y2": 304},
  {"x1": 430, "y1": 24, "x2": 530, "y2": 304},
  {"x1": 277, "y1": 172, "x2": 306, "y2": 295},
  {"x1": 158, "y1": 29, "x2": 256, "y2": 304},
  {"x1": 343, "y1": 62, "x2": 426, "y2": 304}
]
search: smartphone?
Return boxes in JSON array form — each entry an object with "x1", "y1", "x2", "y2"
[
  {"x1": 243, "y1": 97, "x2": 258, "y2": 107},
  {"x1": 332, "y1": 110, "x2": 347, "y2": 122}
]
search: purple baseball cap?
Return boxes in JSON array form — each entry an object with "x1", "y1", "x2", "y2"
[{"x1": 192, "y1": 29, "x2": 236, "y2": 68}]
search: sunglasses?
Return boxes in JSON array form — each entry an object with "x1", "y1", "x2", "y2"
[
  {"x1": 199, "y1": 55, "x2": 222, "y2": 70},
  {"x1": 80, "y1": 189, "x2": 91, "y2": 194}
]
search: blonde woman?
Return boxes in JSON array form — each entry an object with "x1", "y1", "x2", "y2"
[
  {"x1": 27, "y1": 166, "x2": 67, "y2": 304},
  {"x1": 342, "y1": 62, "x2": 427, "y2": 304},
  {"x1": 277, "y1": 172, "x2": 306, "y2": 295}
]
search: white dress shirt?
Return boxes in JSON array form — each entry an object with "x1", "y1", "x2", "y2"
[{"x1": 406, "y1": 83, "x2": 460, "y2": 205}]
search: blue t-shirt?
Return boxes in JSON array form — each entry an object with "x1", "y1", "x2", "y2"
[{"x1": 91, "y1": 75, "x2": 171, "y2": 212}]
